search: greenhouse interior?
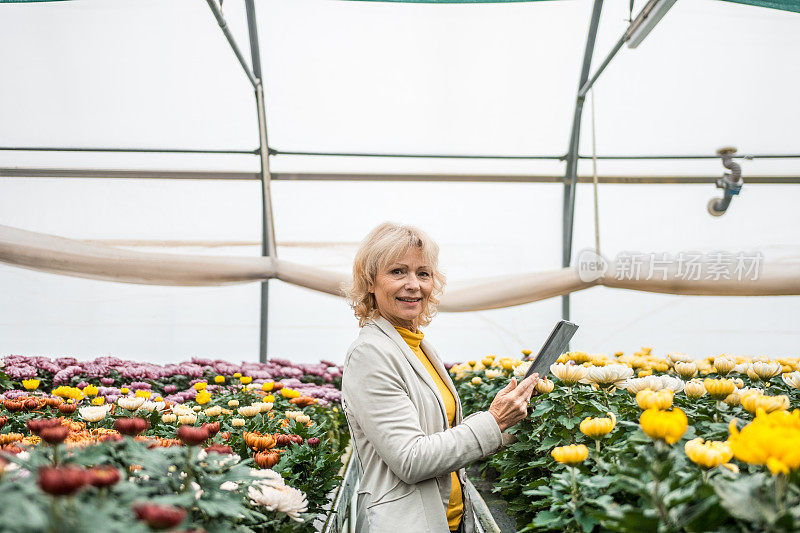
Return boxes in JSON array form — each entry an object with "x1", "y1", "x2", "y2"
[{"x1": 0, "y1": 0, "x2": 799, "y2": 531}]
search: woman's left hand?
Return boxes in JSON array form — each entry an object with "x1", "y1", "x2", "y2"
[{"x1": 488, "y1": 374, "x2": 539, "y2": 431}]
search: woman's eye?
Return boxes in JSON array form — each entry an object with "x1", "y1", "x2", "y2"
[
  {"x1": 419, "y1": 271, "x2": 431, "y2": 278},
  {"x1": 391, "y1": 269, "x2": 403, "y2": 275}
]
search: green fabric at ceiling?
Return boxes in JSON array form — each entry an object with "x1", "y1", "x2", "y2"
[{"x1": 721, "y1": 0, "x2": 800, "y2": 12}]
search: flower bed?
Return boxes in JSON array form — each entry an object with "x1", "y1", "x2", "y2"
[
  {"x1": 450, "y1": 350, "x2": 800, "y2": 532},
  {"x1": 0, "y1": 355, "x2": 348, "y2": 532}
]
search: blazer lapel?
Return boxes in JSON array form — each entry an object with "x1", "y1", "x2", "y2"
[
  {"x1": 421, "y1": 339, "x2": 463, "y2": 424},
  {"x1": 371, "y1": 317, "x2": 449, "y2": 427}
]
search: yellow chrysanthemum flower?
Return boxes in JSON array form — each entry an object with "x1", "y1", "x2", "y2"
[
  {"x1": 53, "y1": 386, "x2": 83, "y2": 400},
  {"x1": 551, "y1": 444, "x2": 589, "y2": 465},
  {"x1": 261, "y1": 381, "x2": 274, "y2": 392},
  {"x1": 22, "y1": 379, "x2": 40, "y2": 390},
  {"x1": 135, "y1": 390, "x2": 152, "y2": 399},
  {"x1": 740, "y1": 393, "x2": 789, "y2": 415},
  {"x1": 233, "y1": 372, "x2": 242, "y2": 378},
  {"x1": 214, "y1": 375, "x2": 225, "y2": 384},
  {"x1": 91, "y1": 397, "x2": 105, "y2": 406},
  {"x1": 703, "y1": 378, "x2": 736, "y2": 400},
  {"x1": 194, "y1": 381, "x2": 207, "y2": 391},
  {"x1": 636, "y1": 389, "x2": 674, "y2": 411},
  {"x1": 196, "y1": 391, "x2": 211, "y2": 405},
  {"x1": 684, "y1": 437, "x2": 733, "y2": 469},
  {"x1": 639, "y1": 408, "x2": 688, "y2": 445},
  {"x1": 728, "y1": 410, "x2": 800, "y2": 475},
  {"x1": 580, "y1": 412, "x2": 616, "y2": 439},
  {"x1": 240, "y1": 376, "x2": 252, "y2": 385},
  {"x1": 82, "y1": 384, "x2": 99, "y2": 397}
]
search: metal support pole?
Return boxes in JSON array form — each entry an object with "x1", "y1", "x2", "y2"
[
  {"x1": 205, "y1": 0, "x2": 258, "y2": 88},
  {"x1": 244, "y1": 0, "x2": 276, "y2": 363},
  {"x1": 562, "y1": 0, "x2": 604, "y2": 321}
]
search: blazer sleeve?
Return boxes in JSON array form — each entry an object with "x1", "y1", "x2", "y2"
[{"x1": 342, "y1": 341, "x2": 503, "y2": 485}]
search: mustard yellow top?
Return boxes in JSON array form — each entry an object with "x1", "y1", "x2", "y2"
[{"x1": 395, "y1": 327, "x2": 463, "y2": 531}]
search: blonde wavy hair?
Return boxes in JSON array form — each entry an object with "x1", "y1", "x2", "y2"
[{"x1": 345, "y1": 222, "x2": 446, "y2": 327}]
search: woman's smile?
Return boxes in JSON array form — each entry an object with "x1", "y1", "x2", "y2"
[{"x1": 371, "y1": 247, "x2": 433, "y2": 331}]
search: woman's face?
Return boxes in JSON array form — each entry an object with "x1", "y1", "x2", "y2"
[{"x1": 371, "y1": 247, "x2": 433, "y2": 332}]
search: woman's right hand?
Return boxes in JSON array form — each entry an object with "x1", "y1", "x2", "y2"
[{"x1": 488, "y1": 374, "x2": 539, "y2": 431}]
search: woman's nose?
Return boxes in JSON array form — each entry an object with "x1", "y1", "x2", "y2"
[{"x1": 404, "y1": 274, "x2": 421, "y2": 290}]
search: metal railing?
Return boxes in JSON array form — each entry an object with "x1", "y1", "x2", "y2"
[{"x1": 319, "y1": 452, "x2": 501, "y2": 533}]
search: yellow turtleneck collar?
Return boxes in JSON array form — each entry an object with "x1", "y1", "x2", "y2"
[{"x1": 395, "y1": 326, "x2": 424, "y2": 349}]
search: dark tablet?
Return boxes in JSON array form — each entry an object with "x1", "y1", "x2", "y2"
[{"x1": 524, "y1": 320, "x2": 579, "y2": 379}]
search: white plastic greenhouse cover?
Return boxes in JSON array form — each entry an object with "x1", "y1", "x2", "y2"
[{"x1": 0, "y1": 0, "x2": 798, "y2": 363}]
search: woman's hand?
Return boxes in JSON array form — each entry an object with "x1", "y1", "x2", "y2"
[{"x1": 488, "y1": 374, "x2": 539, "y2": 431}]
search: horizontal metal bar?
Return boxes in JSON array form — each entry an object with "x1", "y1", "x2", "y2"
[
  {"x1": 3, "y1": 147, "x2": 799, "y2": 160},
  {"x1": 578, "y1": 154, "x2": 800, "y2": 160},
  {"x1": 1, "y1": 168, "x2": 798, "y2": 184},
  {"x1": 271, "y1": 150, "x2": 800, "y2": 161},
  {"x1": 0, "y1": 147, "x2": 258, "y2": 155},
  {"x1": 271, "y1": 149, "x2": 564, "y2": 160}
]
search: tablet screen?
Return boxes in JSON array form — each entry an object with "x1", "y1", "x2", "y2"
[{"x1": 524, "y1": 320, "x2": 579, "y2": 380}]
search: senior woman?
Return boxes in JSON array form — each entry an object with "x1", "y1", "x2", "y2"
[{"x1": 342, "y1": 222, "x2": 539, "y2": 533}]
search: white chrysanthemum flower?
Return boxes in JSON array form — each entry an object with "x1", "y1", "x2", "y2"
[
  {"x1": 173, "y1": 405, "x2": 194, "y2": 416},
  {"x1": 684, "y1": 380, "x2": 706, "y2": 398},
  {"x1": 259, "y1": 402, "x2": 273, "y2": 413},
  {"x1": 250, "y1": 468, "x2": 286, "y2": 488},
  {"x1": 79, "y1": 405, "x2": 109, "y2": 422},
  {"x1": 667, "y1": 352, "x2": 691, "y2": 365},
  {"x1": 673, "y1": 361, "x2": 698, "y2": 380},
  {"x1": 659, "y1": 375, "x2": 685, "y2": 393},
  {"x1": 625, "y1": 375, "x2": 663, "y2": 394},
  {"x1": 713, "y1": 356, "x2": 736, "y2": 375},
  {"x1": 549, "y1": 363, "x2": 587, "y2": 385},
  {"x1": 204, "y1": 405, "x2": 223, "y2": 417},
  {"x1": 485, "y1": 369, "x2": 504, "y2": 380},
  {"x1": 513, "y1": 362, "x2": 532, "y2": 381},
  {"x1": 749, "y1": 361, "x2": 782, "y2": 381},
  {"x1": 584, "y1": 364, "x2": 633, "y2": 387},
  {"x1": 117, "y1": 396, "x2": 146, "y2": 411},
  {"x1": 220, "y1": 481, "x2": 239, "y2": 491},
  {"x1": 3, "y1": 450, "x2": 30, "y2": 474},
  {"x1": 535, "y1": 377, "x2": 554, "y2": 394},
  {"x1": 178, "y1": 414, "x2": 197, "y2": 425},
  {"x1": 248, "y1": 484, "x2": 308, "y2": 522},
  {"x1": 737, "y1": 387, "x2": 764, "y2": 398},
  {"x1": 237, "y1": 405, "x2": 261, "y2": 418},
  {"x1": 140, "y1": 400, "x2": 165, "y2": 412},
  {"x1": 782, "y1": 371, "x2": 800, "y2": 389},
  {"x1": 625, "y1": 375, "x2": 684, "y2": 394},
  {"x1": 216, "y1": 453, "x2": 241, "y2": 467},
  {"x1": 161, "y1": 413, "x2": 177, "y2": 423}
]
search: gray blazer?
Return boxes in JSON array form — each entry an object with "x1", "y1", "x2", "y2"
[{"x1": 342, "y1": 317, "x2": 507, "y2": 533}]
